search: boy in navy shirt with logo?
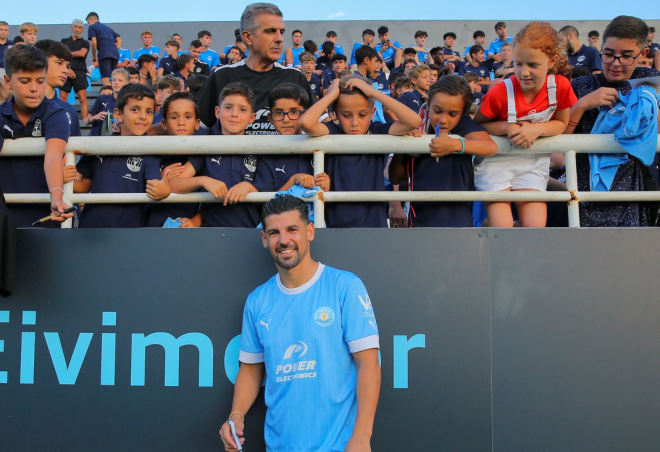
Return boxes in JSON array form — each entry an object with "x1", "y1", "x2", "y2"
[
  {"x1": 300, "y1": 74, "x2": 421, "y2": 227},
  {"x1": 459, "y1": 45, "x2": 490, "y2": 92},
  {"x1": 169, "y1": 82, "x2": 261, "y2": 227},
  {"x1": 34, "y1": 40, "x2": 82, "y2": 137},
  {"x1": 86, "y1": 68, "x2": 129, "y2": 136},
  {"x1": 322, "y1": 54, "x2": 347, "y2": 96},
  {"x1": 0, "y1": 45, "x2": 73, "y2": 227},
  {"x1": 299, "y1": 52, "x2": 321, "y2": 99},
  {"x1": 158, "y1": 40, "x2": 180, "y2": 76},
  {"x1": 398, "y1": 64, "x2": 432, "y2": 114},
  {"x1": 75, "y1": 84, "x2": 171, "y2": 228},
  {"x1": 253, "y1": 84, "x2": 330, "y2": 193}
]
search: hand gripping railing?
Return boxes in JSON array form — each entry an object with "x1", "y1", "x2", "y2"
[{"x1": 2, "y1": 134, "x2": 660, "y2": 228}]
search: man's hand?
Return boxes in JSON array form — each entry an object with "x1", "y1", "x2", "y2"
[
  {"x1": 219, "y1": 419, "x2": 245, "y2": 452},
  {"x1": 344, "y1": 433, "x2": 371, "y2": 452},
  {"x1": 388, "y1": 202, "x2": 407, "y2": 228},
  {"x1": 68, "y1": 69, "x2": 76, "y2": 79}
]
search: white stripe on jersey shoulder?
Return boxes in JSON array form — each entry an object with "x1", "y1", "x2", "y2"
[
  {"x1": 274, "y1": 62, "x2": 304, "y2": 74},
  {"x1": 213, "y1": 59, "x2": 247, "y2": 72},
  {"x1": 239, "y1": 350, "x2": 265, "y2": 364},
  {"x1": 276, "y1": 263, "x2": 325, "y2": 295},
  {"x1": 347, "y1": 335, "x2": 380, "y2": 353}
]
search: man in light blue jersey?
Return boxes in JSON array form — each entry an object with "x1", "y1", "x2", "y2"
[{"x1": 219, "y1": 195, "x2": 381, "y2": 452}]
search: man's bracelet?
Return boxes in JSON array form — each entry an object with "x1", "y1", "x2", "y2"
[
  {"x1": 49, "y1": 187, "x2": 63, "y2": 195},
  {"x1": 228, "y1": 411, "x2": 244, "y2": 422}
]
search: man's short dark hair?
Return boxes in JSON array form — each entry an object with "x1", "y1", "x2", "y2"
[
  {"x1": 262, "y1": 194, "x2": 310, "y2": 226},
  {"x1": 403, "y1": 47, "x2": 417, "y2": 56},
  {"x1": 326, "y1": 30, "x2": 337, "y2": 38},
  {"x1": 178, "y1": 53, "x2": 193, "y2": 68},
  {"x1": 268, "y1": 83, "x2": 310, "y2": 110},
  {"x1": 198, "y1": 30, "x2": 212, "y2": 39},
  {"x1": 443, "y1": 32, "x2": 457, "y2": 40},
  {"x1": 559, "y1": 26, "x2": 579, "y2": 37},
  {"x1": 469, "y1": 45, "x2": 484, "y2": 57},
  {"x1": 377, "y1": 26, "x2": 389, "y2": 36},
  {"x1": 321, "y1": 41, "x2": 334, "y2": 55},
  {"x1": 331, "y1": 53, "x2": 347, "y2": 63},
  {"x1": 85, "y1": 12, "x2": 99, "y2": 21},
  {"x1": 190, "y1": 39, "x2": 203, "y2": 49},
  {"x1": 292, "y1": 29, "x2": 302, "y2": 36},
  {"x1": 35, "y1": 39, "x2": 72, "y2": 62},
  {"x1": 303, "y1": 40, "x2": 318, "y2": 54},
  {"x1": 4, "y1": 45, "x2": 47, "y2": 77},
  {"x1": 603, "y1": 15, "x2": 649, "y2": 48},
  {"x1": 588, "y1": 30, "x2": 600, "y2": 38},
  {"x1": 116, "y1": 83, "x2": 155, "y2": 112},
  {"x1": 495, "y1": 21, "x2": 506, "y2": 30},
  {"x1": 430, "y1": 46, "x2": 443, "y2": 56},
  {"x1": 414, "y1": 30, "x2": 428, "y2": 39},
  {"x1": 137, "y1": 54, "x2": 156, "y2": 69},
  {"x1": 219, "y1": 81, "x2": 255, "y2": 112},
  {"x1": 473, "y1": 30, "x2": 485, "y2": 39},
  {"x1": 362, "y1": 29, "x2": 375, "y2": 38},
  {"x1": 161, "y1": 91, "x2": 198, "y2": 119},
  {"x1": 355, "y1": 45, "x2": 378, "y2": 65}
]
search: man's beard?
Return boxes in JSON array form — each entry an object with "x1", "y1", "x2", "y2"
[{"x1": 274, "y1": 243, "x2": 308, "y2": 270}]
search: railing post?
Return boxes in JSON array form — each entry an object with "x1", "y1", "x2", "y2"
[
  {"x1": 313, "y1": 149, "x2": 325, "y2": 228},
  {"x1": 61, "y1": 151, "x2": 76, "y2": 229},
  {"x1": 565, "y1": 150, "x2": 580, "y2": 228}
]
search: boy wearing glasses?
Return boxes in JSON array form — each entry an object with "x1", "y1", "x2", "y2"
[
  {"x1": 567, "y1": 15, "x2": 659, "y2": 227},
  {"x1": 253, "y1": 83, "x2": 330, "y2": 192}
]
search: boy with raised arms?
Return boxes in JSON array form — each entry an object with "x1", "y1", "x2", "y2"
[
  {"x1": 300, "y1": 74, "x2": 421, "y2": 227},
  {"x1": 169, "y1": 82, "x2": 261, "y2": 227},
  {"x1": 75, "y1": 84, "x2": 171, "y2": 228},
  {"x1": 0, "y1": 45, "x2": 73, "y2": 227}
]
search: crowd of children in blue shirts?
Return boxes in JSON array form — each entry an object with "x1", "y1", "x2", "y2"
[{"x1": 0, "y1": 14, "x2": 659, "y2": 229}]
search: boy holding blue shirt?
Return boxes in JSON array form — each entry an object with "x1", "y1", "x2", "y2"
[
  {"x1": 300, "y1": 74, "x2": 421, "y2": 227},
  {"x1": 0, "y1": 45, "x2": 73, "y2": 227}
]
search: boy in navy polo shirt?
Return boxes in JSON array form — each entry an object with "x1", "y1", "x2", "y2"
[
  {"x1": 174, "y1": 54, "x2": 195, "y2": 88},
  {"x1": 322, "y1": 54, "x2": 347, "y2": 96},
  {"x1": 132, "y1": 31, "x2": 160, "y2": 65},
  {"x1": 75, "y1": 84, "x2": 170, "y2": 228},
  {"x1": 300, "y1": 74, "x2": 421, "y2": 228},
  {"x1": 464, "y1": 30, "x2": 487, "y2": 63},
  {"x1": 398, "y1": 64, "x2": 431, "y2": 114},
  {"x1": 169, "y1": 82, "x2": 261, "y2": 227},
  {"x1": 253, "y1": 83, "x2": 330, "y2": 193},
  {"x1": 458, "y1": 45, "x2": 490, "y2": 91},
  {"x1": 0, "y1": 45, "x2": 73, "y2": 227},
  {"x1": 198, "y1": 30, "x2": 220, "y2": 70},
  {"x1": 0, "y1": 21, "x2": 10, "y2": 69},
  {"x1": 299, "y1": 52, "x2": 321, "y2": 99},
  {"x1": 86, "y1": 12, "x2": 121, "y2": 86},
  {"x1": 158, "y1": 40, "x2": 180, "y2": 76},
  {"x1": 86, "y1": 68, "x2": 129, "y2": 136},
  {"x1": 34, "y1": 40, "x2": 81, "y2": 137},
  {"x1": 558, "y1": 26, "x2": 603, "y2": 74},
  {"x1": 316, "y1": 41, "x2": 334, "y2": 73}
]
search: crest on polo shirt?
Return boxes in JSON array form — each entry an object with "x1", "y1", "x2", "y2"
[
  {"x1": 578, "y1": 55, "x2": 585, "y2": 62},
  {"x1": 126, "y1": 157, "x2": 143, "y2": 172},
  {"x1": 32, "y1": 119, "x2": 42, "y2": 137},
  {"x1": 244, "y1": 155, "x2": 257, "y2": 173}
]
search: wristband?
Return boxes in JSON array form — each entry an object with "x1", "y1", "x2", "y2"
[
  {"x1": 457, "y1": 137, "x2": 465, "y2": 154},
  {"x1": 568, "y1": 120, "x2": 579, "y2": 127},
  {"x1": 228, "y1": 411, "x2": 244, "y2": 422}
]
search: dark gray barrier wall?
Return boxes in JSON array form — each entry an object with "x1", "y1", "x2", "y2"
[{"x1": 0, "y1": 229, "x2": 659, "y2": 451}]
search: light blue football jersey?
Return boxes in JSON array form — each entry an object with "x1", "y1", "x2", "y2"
[{"x1": 240, "y1": 263, "x2": 379, "y2": 452}]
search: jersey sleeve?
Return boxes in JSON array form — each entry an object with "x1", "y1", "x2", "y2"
[
  {"x1": 252, "y1": 156, "x2": 277, "y2": 192},
  {"x1": 555, "y1": 75, "x2": 578, "y2": 111},
  {"x1": 143, "y1": 156, "x2": 162, "y2": 181},
  {"x1": 239, "y1": 294, "x2": 265, "y2": 363},
  {"x1": 478, "y1": 81, "x2": 507, "y2": 120},
  {"x1": 369, "y1": 120, "x2": 393, "y2": 135},
  {"x1": 87, "y1": 25, "x2": 96, "y2": 41},
  {"x1": 77, "y1": 155, "x2": 93, "y2": 180},
  {"x1": 453, "y1": 115, "x2": 486, "y2": 136},
  {"x1": 187, "y1": 156, "x2": 205, "y2": 174},
  {"x1": 397, "y1": 93, "x2": 419, "y2": 113},
  {"x1": 339, "y1": 274, "x2": 380, "y2": 353},
  {"x1": 44, "y1": 108, "x2": 71, "y2": 142}
]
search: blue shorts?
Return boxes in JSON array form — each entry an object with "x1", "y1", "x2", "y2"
[{"x1": 98, "y1": 58, "x2": 118, "y2": 78}]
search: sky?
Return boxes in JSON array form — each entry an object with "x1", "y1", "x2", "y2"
[{"x1": 2, "y1": 1, "x2": 658, "y2": 24}]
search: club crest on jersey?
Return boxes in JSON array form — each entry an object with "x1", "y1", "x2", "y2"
[
  {"x1": 577, "y1": 55, "x2": 585, "y2": 62},
  {"x1": 126, "y1": 157, "x2": 143, "y2": 172},
  {"x1": 32, "y1": 119, "x2": 42, "y2": 137},
  {"x1": 244, "y1": 155, "x2": 257, "y2": 173},
  {"x1": 314, "y1": 307, "x2": 334, "y2": 327}
]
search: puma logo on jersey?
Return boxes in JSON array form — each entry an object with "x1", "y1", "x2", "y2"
[
  {"x1": 260, "y1": 319, "x2": 272, "y2": 331},
  {"x1": 211, "y1": 157, "x2": 222, "y2": 166},
  {"x1": 3, "y1": 125, "x2": 13, "y2": 138},
  {"x1": 275, "y1": 165, "x2": 286, "y2": 173}
]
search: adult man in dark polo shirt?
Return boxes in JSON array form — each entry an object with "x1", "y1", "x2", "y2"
[
  {"x1": 197, "y1": 2, "x2": 315, "y2": 135},
  {"x1": 61, "y1": 19, "x2": 91, "y2": 119},
  {"x1": 558, "y1": 25, "x2": 603, "y2": 74},
  {"x1": 85, "y1": 12, "x2": 122, "y2": 86}
]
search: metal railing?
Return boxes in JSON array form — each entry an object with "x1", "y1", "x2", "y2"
[{"x1": 2, "y1": 134, "x2": 660, "y2": 228}]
